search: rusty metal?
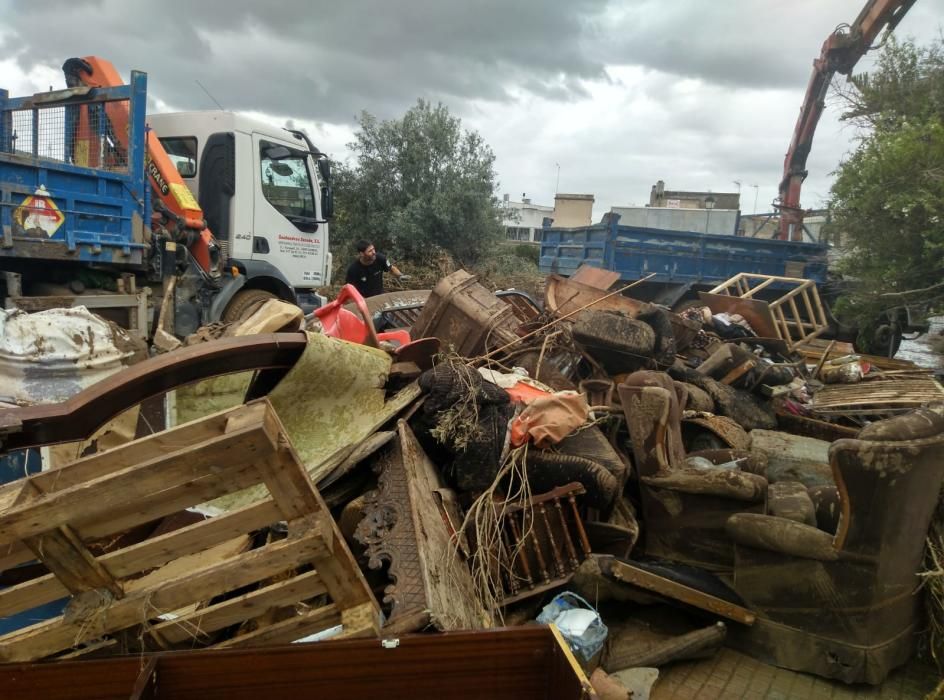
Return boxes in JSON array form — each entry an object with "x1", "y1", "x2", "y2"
[{"x1": 0, "y1": 333, "x2": 308, "y2": 452}]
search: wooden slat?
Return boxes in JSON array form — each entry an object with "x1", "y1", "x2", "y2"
[
  {"x1": 149, "y1": 568, "x2": 326, "y2": 646},
  {"x1": 0, "y1": 528, "x2": 329, "y2": 662},
  {"x1": 0, "y1": 499, "x2": 283, "y2": 617},
  {"x1": 212, "y1": 604, "x2": 341, "y2": 649},
  {"x1": 0, "y1": 402, "x2": 268, "y2": 512},
  {"x1": 0, "y1": 425, "x2": 277, "y2": 546},
  {"x1": 24, "y1": 526, "x2": 123, "y2": 598},
  {"x1": 608, "y1": 560, "x2": 755, "y2": 625}
]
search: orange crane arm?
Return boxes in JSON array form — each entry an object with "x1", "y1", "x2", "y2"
[
  {"x1": 777, "y1": 0, "x2": 916, "y2": 241},
  {"x1": 63, "y1": 56, "x2": 215, "y2": 272}
]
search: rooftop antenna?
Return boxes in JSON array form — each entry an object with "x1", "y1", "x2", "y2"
[{"x1": 195, "y1": 79, "x2": 225, "y2": 110}]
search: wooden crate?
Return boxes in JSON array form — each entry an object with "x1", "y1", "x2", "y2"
[
  {"x1": 701, "y1": 273, "x2": 829, "y2": 349},
  {"x1": 0, "y1": 399, "x2": 379, "y2": 662}
]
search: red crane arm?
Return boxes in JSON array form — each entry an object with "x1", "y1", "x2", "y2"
[{"x1": 777, "y1": 0, "x2": 916, "y2": 241}]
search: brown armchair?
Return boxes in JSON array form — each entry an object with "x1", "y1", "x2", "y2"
[
  {"x1": 619, "y1": 371, "x2": 768, "y2": 571},
  {"x1": 725, "y1": 407, "x2": 944, "y2": 684}
]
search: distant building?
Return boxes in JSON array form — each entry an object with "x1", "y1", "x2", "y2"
[
  {"x1": 501, "y1": 192, "x2": 595, "y2": 242},
  {"x1": 552, "y1": 193, "x2": 594, "y2": 228},
  {"x1": 501, "y1": 194, "x2": 554, "y2": 243},
  {"x1": 649, "y1": 180, "x2": 740, "y2": 211}
]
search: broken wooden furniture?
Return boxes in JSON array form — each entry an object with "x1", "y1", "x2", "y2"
[
  {"x1": 356, "y1": 421, "x2": 491, "y2": 632},
  {"x1": 619, "y1": 371, "x2": 767, "y2": 571},
  {"x1": 410, "y1": 270, "x2": 521, "y2": 357},
  {"x1": 810, "y1": 376, "x2": 944, "y2": 424},
  {"x1": 0, "y1": 626, "x2": 596, "y2": 700},
  {"x1": 0, "y1": 399, "x2": 380, "y2": 662},
  {"x1": 498, "y1": 483, "x2": 592, "y2": 605},
  {"x1": 595, "y1": 555, "x2": 755, "y2": 626},
  {"x1": 0, "y1": 332, "x2": 308, "y2": 452},
  {"x1": 725, "y1": 407, "x2": 944, "y2": 684},
  {"x1": 699, "y1": 273, "x2": 828, "y2": 350}
]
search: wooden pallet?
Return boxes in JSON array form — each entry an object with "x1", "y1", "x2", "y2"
[
  {"x1": 811, "y1": 377, "x2": 944, "y2": 418},
  {"x1": 0, "y1": 399, "x2": 380, "y2": 662}
]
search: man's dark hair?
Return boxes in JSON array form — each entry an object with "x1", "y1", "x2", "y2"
[{"x1": 355, "y1": 239, "x2": 372, "y2": 253}]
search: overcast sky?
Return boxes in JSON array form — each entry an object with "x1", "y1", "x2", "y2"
[{"x1": 2, "y1": 0, "x2": 942, "y2": 219}]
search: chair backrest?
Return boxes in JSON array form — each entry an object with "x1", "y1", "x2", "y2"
[
  {"x1": 830, "y1": 425, "x2": 944, "y2": 587},
  {"x1": 620, "y1": 370, "x2": 692, "y2": 477}
]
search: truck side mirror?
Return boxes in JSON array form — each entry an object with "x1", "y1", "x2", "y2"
[
  {"x1": 321, "y1": 185, "x2": 334, "y2": 220},
  {"x1": 318, "y1": 158, "x2": 331, "y2": 182}
]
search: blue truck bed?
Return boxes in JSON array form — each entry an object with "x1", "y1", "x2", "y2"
[
  {"x1": 0, "y1": 74, "x2": 149, "y2": 268},
  {"x1": 539, "y1": 213, "x2": 829, "y2": 290}
]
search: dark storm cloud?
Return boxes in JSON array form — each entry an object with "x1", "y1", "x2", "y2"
[
  {"x1": 2, "y1": 0, "x2": 610, "y2": 121},
  {"x1": 597, "y1": 0, "x2": 944, "y2": 89}
]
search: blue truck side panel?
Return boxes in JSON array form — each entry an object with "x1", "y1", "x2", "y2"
[
  {"x1": 0, "y1": 74, "x2": 149, "y2": 267},
  {"x1": 538, "y1": 215, "x2": 829, "y2": 285}
]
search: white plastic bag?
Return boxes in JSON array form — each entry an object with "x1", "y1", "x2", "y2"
[{"x1": 536, "y1": 592, "x2": 608, "y2": 661}]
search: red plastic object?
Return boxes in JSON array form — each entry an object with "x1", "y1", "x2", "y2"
[{"x1": 314, "y1": 285, "x2": 411, "y2": 347}]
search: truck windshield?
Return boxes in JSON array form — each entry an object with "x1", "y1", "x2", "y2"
[{"x1": 259, "y1": 140, "x2": 316, "y2": 225}]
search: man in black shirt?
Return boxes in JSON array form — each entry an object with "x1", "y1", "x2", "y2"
[{"x1": 345, "y1": 239, "x2": 405, "y2": 297}]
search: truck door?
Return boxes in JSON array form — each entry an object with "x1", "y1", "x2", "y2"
[{"x1": 251, "y1": 134, "x2": 325, "y2": 288}]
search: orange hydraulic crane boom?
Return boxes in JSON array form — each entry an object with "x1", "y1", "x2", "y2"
[
  {"x1": 62, "y1": 56, "x2": 217, "y2": 273},
  {"x1": 777, "y1": 0, "x2": 915, "y2": 241}
]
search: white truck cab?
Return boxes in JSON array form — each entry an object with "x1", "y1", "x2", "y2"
[{"x1": 146, "y1": 112, "x2": 332, "y2": 309}]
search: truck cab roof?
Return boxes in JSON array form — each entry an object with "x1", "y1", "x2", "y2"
[{"x1": 146, "y1": 111, "x2": 315, "y2": 151}]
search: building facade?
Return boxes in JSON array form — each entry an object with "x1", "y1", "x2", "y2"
[
  {"x1": 649, "y1": 180, "x2": 740, "y2": 211},
  {"x1": 501, "y1": 192, "x2": 596, "y2": 242},
  {"x1": 501, "y1": 194, "x2": 554, "y2": 242},
  {"x1": 552, "y1": 193, "x2": 595, "y2": 228}
]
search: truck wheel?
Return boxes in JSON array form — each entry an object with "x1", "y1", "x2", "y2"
[
  {"x1": 222, "y1": 289, "x2": 277, "y2": 324},
  {"x1": 854, "y1": 319, "x2": 903, "y2": 358}
]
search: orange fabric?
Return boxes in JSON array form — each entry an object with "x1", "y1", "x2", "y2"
[{"x1": 510, "y1": 391, "x2": 590, "y2": 448}]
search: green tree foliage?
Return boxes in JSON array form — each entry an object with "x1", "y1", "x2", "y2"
[
  {"x1": 829, "y1": 38, "x2": 944, "y2": 331},
  {"x1": 331, "y1": 100, "x2": 505, "y2": 267}
]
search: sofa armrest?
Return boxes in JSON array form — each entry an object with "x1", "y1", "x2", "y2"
[
  {"x1": 641, "y1": 467, "x2": 766, "y2": 502},
  {"x1": 726, "y1": 513, "x2": 838, "y2": 561}
]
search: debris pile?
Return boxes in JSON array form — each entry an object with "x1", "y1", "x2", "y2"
[{"x1": 0, "y1": 266, "x2": 942, "y2": 694}]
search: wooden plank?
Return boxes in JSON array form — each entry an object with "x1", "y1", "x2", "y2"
[
  {"x1": 266, "y1": 440, "x2": 378, "y2": 617},
  {"x1": 0, "y1": 528, "x2": 329, "y2": 662},
  {"x1": 0, "y1": 425, "x2": 277, "y2": 546},
  {"x1": 124, "y1": 536, "x2": 252, "y2": 594},
  {"x1": 128, "y1": 656, "x2": 158, "y2": 700},
  {"x1": 608, "y1": 559, "x2": 755, "y2": 625},
  {"x1": 24, "y1": 526, "x2": 123, "y2": 598},
  {"x1": 150, "y1": 569, "x2": 326, "y2": 646},
  {"x1": 0, "y1": 402, "x2": 268, "y2": 513},
  {"x1": 212, "y1": 604, "x2": 341, "y2": 649},
  {"x1": 0, "y1": 626, "x2": 586, "y2": 700},
  {"x1": 0, "y1": 499, "x2": 283, "y2": 617},
  {"x1": 72, "y1": 461, "x2": 264, "y2": 542},
  {"x1": 570, "y1": 264, "x2": 621, "y2": 291}
]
